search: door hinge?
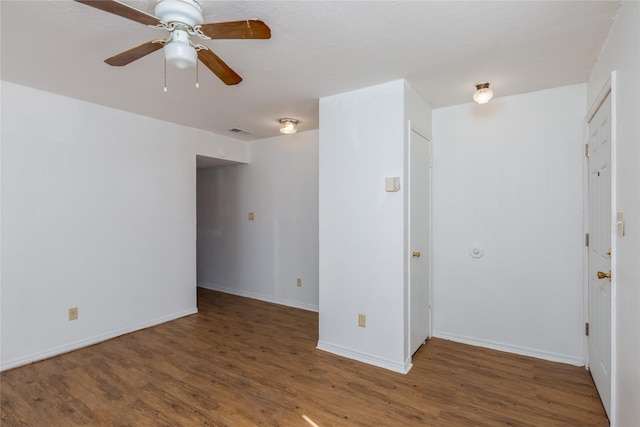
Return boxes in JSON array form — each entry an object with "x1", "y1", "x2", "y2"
[
  {"x1": 585, "y1": 143, "x2": 589, "y2": 157},
  {"x1": 585, "y1": 233, "x2": 589, "y2": 247},
  {"x1": 585, "y1": 322, "x2": 590, "y2": 336}
]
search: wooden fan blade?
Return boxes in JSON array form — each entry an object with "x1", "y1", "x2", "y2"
[
  {"x1": 197, "y1": 49, "x2": 242, "y2": 85},
  {"x1": 199, "y1": 20, "x2": 271, "y2": 39},
  {"x1": 105, "y1": 40, "x2": 164, "y2": 66},
  {"x1": 75, "y1": 0, "x2": 161, "y2": 26}
]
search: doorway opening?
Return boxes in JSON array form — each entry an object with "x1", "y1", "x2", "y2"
[{"x1": 195, "y1": 154, "x2": 244, "y2": 304}]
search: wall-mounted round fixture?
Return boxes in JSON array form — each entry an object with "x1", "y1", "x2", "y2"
[
  {"x1": 279, "y1": 118, "x2": 298, "y2": 135},
  {"x1": 473, "y1": 83, "x2": 493, "y2": 104}
]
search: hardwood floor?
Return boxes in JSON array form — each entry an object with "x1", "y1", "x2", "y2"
[{"x1": 1, "y1": 288, "x2": 608, "y2": 426}]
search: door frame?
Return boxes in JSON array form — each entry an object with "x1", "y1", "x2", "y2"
[
  {"x1": 584, "y1": 71, "x2": 617, "y2": 423},
  {"x1": 406, "y1": 121, "x2": 433, "y2": 358}
]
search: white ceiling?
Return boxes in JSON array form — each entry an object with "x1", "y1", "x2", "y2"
[{"x1": 1, "y1": 1, "x2": 620, "y2": 140}]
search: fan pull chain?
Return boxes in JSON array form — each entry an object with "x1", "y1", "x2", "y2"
[
  {"x1": 196, "y1": 59, "x2": 200, "y2": 88},
  {"x1": 163, "y1": 57, "x2": 168, "y2": 92}
]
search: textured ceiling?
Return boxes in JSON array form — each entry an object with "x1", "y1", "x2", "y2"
[{"x1": 1, "y1": 1, "x2": 620, "y2": 140}]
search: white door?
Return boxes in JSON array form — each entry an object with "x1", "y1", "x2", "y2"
[
  {"x1": 587, "y1": 93, "x2": 612, "y2": 418},
  {"x1": 409, "y1": 129, "x2": 431, "y2": 356}
]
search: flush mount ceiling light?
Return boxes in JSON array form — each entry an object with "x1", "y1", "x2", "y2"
[
  {"x1": 279, "y1": 118, "x2": 298, "y2": 135},
  {"x1": 473, "y1": 82, "x2": 494, "y2": 104}
]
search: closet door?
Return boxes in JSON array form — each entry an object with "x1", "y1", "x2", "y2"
[{"x1": 409, "y1": 129, "x2": 431, "y2": 356}]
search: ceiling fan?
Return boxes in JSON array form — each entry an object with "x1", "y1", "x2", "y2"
[{"x1": 75, "y1": 0, "x2": 271, "y2": 85}]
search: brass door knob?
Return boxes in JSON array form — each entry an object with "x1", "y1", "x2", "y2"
[
  {"x1": 411, "y1": 251, "x2": 421, "y2": 258},
  {"x1": 597, "y1": 271, "x2": 612, "y2": 280}
]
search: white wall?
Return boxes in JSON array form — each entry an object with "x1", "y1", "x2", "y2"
[
  {"x1": 432, "y1": 84, "x2": 586, "y2": 365},
  {"x1": 588, "y1": 2, "x2": 640, "y2": 425},
  {"x1": 196, "y1": 130, "x2": 319, "y2": 311},
  {"x1": 318, "y1": 80, "x2": 431, "y2": 373},
  {"x1": 0, "y1": 81, "x2": 249, "y2": 370},
  {"x1": 404, "y1": 81, "x2": 432, "y2": 137}
]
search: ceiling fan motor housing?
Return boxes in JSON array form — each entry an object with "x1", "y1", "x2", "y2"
[{"x1": 154, "y1": 0, "x2": 204, "y2": 27}]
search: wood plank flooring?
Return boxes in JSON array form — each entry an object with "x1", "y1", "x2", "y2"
[{"x1": 1, "y1": 288, "x2": 608, "y2": 426}]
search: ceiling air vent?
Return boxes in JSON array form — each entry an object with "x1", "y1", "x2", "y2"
[{"x1": 228, "y1": 128, "x2": 253, "y2": 136}]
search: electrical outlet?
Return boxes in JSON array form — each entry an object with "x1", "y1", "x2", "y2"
[
  {"x1": 296, "y1": 277, "x2": 302, "y2": 287},
  {"x1": 68, "y1": 307, "x2": 78, "y2": 321},
  {"x1": 248, "y1": 212, "x2": 255, "y2": 221},
  {"x1": 358, "y1": 313, "x2": 366, "y2": 328}
]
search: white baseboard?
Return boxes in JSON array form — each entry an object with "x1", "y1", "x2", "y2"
[
  {"x1": 198, "y1": 282, "x2": 319, "y2": 312},
  {"x1": 316, "y1": 340, "x2": 412, "y2": 374},
  {"x1": 1, "y1": 307, "x2": 198, "y2": 372},
  {"x1": 433, "y1": 331, "x2": 585, "y2": 366}
]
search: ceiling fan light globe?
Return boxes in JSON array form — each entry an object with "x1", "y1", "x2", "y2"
[{"x1": 164, "y1": 42, "x2": 197, "y2": 69}]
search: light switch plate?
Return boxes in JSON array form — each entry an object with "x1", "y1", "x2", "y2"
[{"x1": 358, "y1": 314, "x2": 366, "y2": 328}]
